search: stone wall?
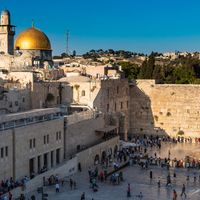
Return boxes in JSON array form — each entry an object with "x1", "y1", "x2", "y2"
[
  {"x1": 64, "y1": 114, "x2": 105, "y2": 158},
  {"x1": 0, "y1": 129, "x2": 13, "y2": 180},
  {"x1": 76, "y1": 136, "x2": 119, "y2": 169},
  {"x1": 14, "y1": 118, "x2": 64, "y2": 180},
  {"x1": 98, "y1": 79, "x2": 130, "y2": 140},
  {"x1": 61, "y1": 78, "x2": 130, "y2": 140},
  {"x1": 32, "y1": 82, "x2": 72, "y2": 109},
  {"x1": 0, "y1": 115, "x2": 65, "y2": 181},
  {"x1": 130, "y1": 80, "x2": 200, "y2": 138}
]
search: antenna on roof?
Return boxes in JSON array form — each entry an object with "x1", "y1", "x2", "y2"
[{"x1": 32, "y1": 19, "x2": 35, "y2": 28}]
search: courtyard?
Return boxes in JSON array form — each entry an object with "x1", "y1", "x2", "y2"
[{"x1": 30, "y1": 142, "x2": 200, "y2": 200}]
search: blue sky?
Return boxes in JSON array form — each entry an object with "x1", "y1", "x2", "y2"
[{"x1": 1, "y1": 0, "x2": 200, "y2": 55}]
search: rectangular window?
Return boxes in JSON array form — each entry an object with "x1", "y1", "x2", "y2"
[
  {"x1": 107, "y1": 104, "x2": 109, "y2": 112},
  {"x1": 117, "y1": 86, "x2": 119, "y2": 94},
  {"x1": 33, "y1": 138, "x2": 36, "y2": 148},
  {"x1": 59, "y1": 131, "x2": 61, "y2": 140},
  {"x1": 44, "y1": 135, "x2": 46, "y2": 144},
  {"x1": 1, "y1": 148, "x2": 4, "y2": 158},
  {"x1": 121, "y1": 102, "x2": 123, "y2": 110},
  {"x1": 115, "y1": 102, "x2": 117, "y2": 112},
  {"x1": 56, "y1": 132, "x2": 58, "y2": 140},
  {"x1": 5, "y1": 146, "x2": 8, "y2": 157},
  {"x1": 30, "y1": 139, "x2": 32, "y2": 149},
  {"x1": 47, "y1": 135, "x2": 49, "y2": 144}
]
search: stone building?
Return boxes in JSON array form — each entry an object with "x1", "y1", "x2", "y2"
[
  {"x1": 58, "y1": 75, "x2": 130, "y2": 140},
  {"x1": 0, "y1": 107, "x2": 119, "y2": 181},
  {"x1": 0, "y1": 108, "x2": 64, "y2": 180}
]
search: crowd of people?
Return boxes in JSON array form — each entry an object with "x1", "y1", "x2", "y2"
[
  {"x1": 127, "y1": 135, "x2": 200, "y2": 170},
  {"x1": 80, "y1": 134, "x2": 200, "y2": 199},
  {"x1": 0, "y1": 176, "x2": 30, "y2": 199},
  {"x1": 2, "y1": 134, "x2": 200, "y2": 199}
]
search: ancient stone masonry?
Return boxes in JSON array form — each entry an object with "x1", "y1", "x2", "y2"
[{"x1": 130, "y1": 80, "x2": 200, "y2": 138}]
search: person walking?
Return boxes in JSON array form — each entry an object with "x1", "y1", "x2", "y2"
[
  {"x1": 70, "y1": 178, "x2": 73, "y2": 190},
  {"x1": 150, "y1": 170, "x2": 153, "y2": 179},
  {"x1": 194, "y1": 172, "x2": 197, "y2": 182},
  {"x1": 19, "y1": 194, "x2": 25, "y2": 200},
  {"x1": 180, "y1": 184, "x2": 187, "y2": 198},
  {"x1": 8, "y1": 192, "x2": 12, "y2": 200},
  {"x1": 173, "y1": 190, "x2": 177, "y2": 200},
  {"x1": 30, "y1": 195, "x2": 36, "y2": 200},
  {"x1": 173, "y1": 172, "x2": 176, "y2": 178},
  {"x1": 80, "y1": 192, "x2": 85, "y2": 200},
  {"x1": 127, "y1": 183, "x2": 131, "y2": 197},
  {"x1": 157, "y1": 180, "x2": 160, "y2": 188},
  {"x1": 55, "y1": 183, "x2": 60, "y2": 193},
  {"x1": 78, "y1": 163, "x2": 82, "y2": 172},
  {"x1": 166, "y1": 174, "x2": 171, "y2": 187}
]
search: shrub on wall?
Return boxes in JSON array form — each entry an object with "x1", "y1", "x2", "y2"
[
  {"x1": 154, "y1": 115, "x2": 158, "y2": 121},
  {"x1": 166, "y1": 112, "x2": 171, "y2": 116},
  {"x1": 177, "y1": 130, "x2": 184, "y2": 136}
]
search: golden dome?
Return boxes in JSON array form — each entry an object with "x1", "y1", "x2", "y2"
[{"x1": 15, "y1": 27, "x2": 51, "y2": 50}]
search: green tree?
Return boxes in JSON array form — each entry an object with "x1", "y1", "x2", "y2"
[
  {"x1": 153, "y1": 65, "x2": 164, "y2": 83},
  {"x1": 138, "y1": 53, "x2": 155, "y2": 79},
  {"x1": 146, "y1": 53, "x2": 155, "y2": 78},
  {"x1": 138, "y1": 59, "x2": 148, "y2": 79},
  {"x1": 120, "y1": 62, "x2": 140, "y2": 80}
]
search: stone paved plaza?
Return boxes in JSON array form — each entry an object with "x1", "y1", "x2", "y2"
[
  {"x1": 33, "y1": 166, "x2": 200, "y2": 200},
  {"x1": 29, "y1": 143, "x2": 200, "y2": 200}
]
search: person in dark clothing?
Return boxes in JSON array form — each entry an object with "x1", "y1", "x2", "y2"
[
  {"x1": 78, "y1": 163, "x2": 82, "y2": 172},
  {"x1": 173, "y1": 190, "x2": 177, "y2": 200},
  {"x1": 127, "y1": 183, "x2": 131, "y2": 197},
  {"x1": 70, "y1": 178, "x2": 73, "y2": 190},
  {"x1": 157, "y1": 180, "x2": 160, "y2": 188},
  {"x1": 180, "y1": 184, "x2": 187, "y2": 198},
  {"x1": 150, "y1": 170, "x2": 153, "y2": 179},
  {"x1": 81, "y1": 192, "x2": 85, "y2": 200}
]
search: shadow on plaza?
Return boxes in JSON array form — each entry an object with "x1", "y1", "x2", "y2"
[{"x1": 129, "y1": 80, "x2": 168, "y2": 137}]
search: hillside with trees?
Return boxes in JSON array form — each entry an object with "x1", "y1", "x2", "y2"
[{"x1": 120, "y1": 52, "x2": 200, "y2": 84}]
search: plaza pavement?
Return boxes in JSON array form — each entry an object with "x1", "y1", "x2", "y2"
[
  {"x1": 29, "y1": 143, "x2": 200, "y2": 200},
  {"x1": 30, "y1": 165, "x2": 200, "y2": 200}
]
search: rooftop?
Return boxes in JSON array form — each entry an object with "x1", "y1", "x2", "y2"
[{"x1": 0, "y1": 107, "x2": 61, "y2": 123}]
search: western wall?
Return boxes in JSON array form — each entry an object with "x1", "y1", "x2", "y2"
[{"x1": 130, "y1": 80, "x2": 200, "y2": 138}]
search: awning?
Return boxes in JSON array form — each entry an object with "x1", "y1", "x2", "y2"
[{"x1": 95, "y1": 125, "x2": 118, "y2": 133}]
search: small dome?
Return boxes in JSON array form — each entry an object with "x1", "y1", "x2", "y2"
[{"x1": 15, "y1": 27, "x2": 51, "y2": 50}]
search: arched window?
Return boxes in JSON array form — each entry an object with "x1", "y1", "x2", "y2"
[{"x1": 81, "y1": 90, "x2": 86, "y2": 96}]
